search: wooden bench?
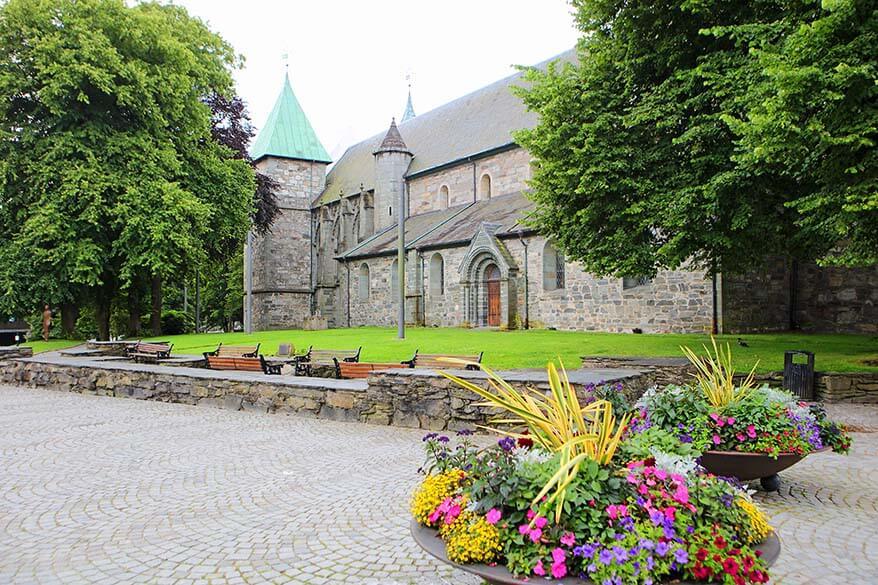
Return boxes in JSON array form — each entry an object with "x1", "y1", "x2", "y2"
[
  {"x1": 335, "y1": 360, "x2": 409, "y2": 379},
  {"x1": 127, "y1": 341, "x2": 173, "y2": 363},
  {"x1": 403, "y1": 350, "x2": 483, "y2": 370},
  {"x1": 203, "y1": 343, "x2": 260, "y2": 360},
  {"x1": 205, "y1": 355, "x2": 281, "y2": 375},
  {"x1": 294, "y1": 346, "x2": 361, "y2": 377}
]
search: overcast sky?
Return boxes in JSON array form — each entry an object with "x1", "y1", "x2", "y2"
[{"x1": 172, "y1": 0, "x2": 580, "y2": 159}]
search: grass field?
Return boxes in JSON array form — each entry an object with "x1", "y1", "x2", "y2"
[{"x1": 24, "y1": 327, "x2": 878, "y2": 373}]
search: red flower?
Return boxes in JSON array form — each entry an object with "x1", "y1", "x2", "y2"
[
  {"x1": 741, "y1": 555, "x2": 755, "y2": 571},
  {"x1": 733, "y1": 575, "x2": 745, "y2": 585},
  {"x1": 714, "y1": 535, "x2": 728, "y2": 549},
  {"x1": 517, "y1": 430, "x2": 534, "y2": 448},
  {"x1": 749, "y1": 569, "x2": 769, "y2": 583},
  {"x1": 722, "y1": 557, "x2": 740, "y2": 576},
  {"x1": 695, "y1": 548, "x2": 708, "y2": 562},
  {"x1": 692, "y1": 564, "x2": 712, "y2": 580}
]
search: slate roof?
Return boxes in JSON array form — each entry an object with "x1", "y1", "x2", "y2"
[
  {"x1": 374, "y1": 119, "x2": 410, "y2": 154},
  {"x1": 251, "y1": 74, "x2": 332, "y2": 163},
  {"x1": 318, "y1": 48, "x2": 576, "y2": 206},
  {"x1": 339, "y1": 192, "x2": 534, "y2": 260}
]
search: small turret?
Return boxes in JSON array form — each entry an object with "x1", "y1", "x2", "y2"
[{"x1": 373, "y1": 118, "x2": 413, "y2": 231}]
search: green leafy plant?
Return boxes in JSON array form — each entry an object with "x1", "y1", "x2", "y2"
[
  {"x1": 442, "y1": 360, "x2": 629, "y2": 522},
  {"x1": 681, "y1": 337, "x2": 758, "y2": 409}
]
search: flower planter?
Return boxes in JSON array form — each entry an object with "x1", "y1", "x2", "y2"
[
  {"x1": 699, "y1": 448, "x2": 828, "y2": 490},
  {"x1": 412, "y1": 520, "x2": 780, "y2": 585}
]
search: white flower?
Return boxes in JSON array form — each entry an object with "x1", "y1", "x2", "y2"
[{"x1": 649, "y1": 447, "x2": 700, "y2": 477}]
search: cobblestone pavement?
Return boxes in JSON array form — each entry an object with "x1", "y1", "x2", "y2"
[{"x1": 1, "y1": 385, "x2": 876, "y2": 585}]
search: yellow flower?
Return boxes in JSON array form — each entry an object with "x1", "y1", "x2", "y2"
[
  {"x1": 410, "y1": 469, "x2": 464, "y2": 527},
  {"x1": 443, "y1": 510, "x2": 501, "y2": 564},
  {"x1": 737, "y1": 497, "x2": 773, "y2": 544}
]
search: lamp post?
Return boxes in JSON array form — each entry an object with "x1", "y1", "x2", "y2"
[{"x1": 397, "y1": 185, "x2": 405, "y2": 339}]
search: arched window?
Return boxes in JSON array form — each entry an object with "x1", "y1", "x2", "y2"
[
  {"x1": 479, "y1": 174, "x2": 492, "y2": 200},
  {"x1": 357, "y1": 263, "x2": 370, "y2": 301},
  {"x1": 430, "y1": 253, "x2": 444, "y2": 296},
  {"x1": 439, "y1": 185, "x2": 449, "y2": 209},
  {"x1": 542, "y1": 241, "x2": 566, "y2": 291},
  {"x1": 391, "y1": 259, "x2": 399, "y2": 298}
]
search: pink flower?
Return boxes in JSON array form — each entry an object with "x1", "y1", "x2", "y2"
[
  {"x1": 710, "y1": 412, "x2": 721, "y2": 423},
  {"x1": 519, "y1": 524, "x2": 530, "y2": 535},
  {"x1": 727, "y1": 417, "x2": 736, "y2": 425},
  {"x1": 560, "y1": 532, "x2": 576, "y2": 547},
  {"x1": 534, "y1": 516, "x2": 548, "y2": 529},
  {"x1": 663, "y1": 506, "x2": 676, "y2": 521},
  {"x1": 552, "y1": 548, "x2": 566, "y2": 564},
  {"x1": 551, "y1": 562, "x2": 567, "y2": 579},
  {"x1": 747, "y1": 425, "x2": 757, "y2": 439},
  {"x1": 527, "y1": 509, "x2": 536, "y2": 520},
  {"x1": 654, "y1": 468, "x2": 668, "y2": 480},
  {"x1": 736, "y1": 433, "x2": 745, "y2": 441},
  {"x1": 428, "y1": 509, "x2": 442, "y2": 524},
  {"x1": 445, "y1": 504, "x2": 461, "y2": 524},
  {"x1": 712, "y1": 434, "x2": 722, "y2": 445},
  {"x1": 486, "y1": 508, "x2": 501, "y2": 525},
  {"x1": 533, "y1": 560, "x2": 546, "y2": 576},
  {"x1": 529, "y1": 528, "x2": 543, "y2": 543}
]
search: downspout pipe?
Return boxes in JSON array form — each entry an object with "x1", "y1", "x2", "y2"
[{"x1": 518, "y1": 232, "x2": 529, "y2": 329}]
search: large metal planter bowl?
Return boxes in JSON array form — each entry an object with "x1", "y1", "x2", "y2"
[
  {"x1": 699, "y1": 448, "x2": 828, "y2": 490},
  {"x1": 411, "y1": 520, "x2": 780, "y2": 585}
]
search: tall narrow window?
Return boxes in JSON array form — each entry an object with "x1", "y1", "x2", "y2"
[
  {"x1": 357, "y1": 263, "x2": 370, "y2": 300},
  {"x1": 479, "y1": 174, "x2": 492, "y2": 200},
  {"x1": 542, "y1": 241, "x2": 566, "y2": 291},
  {"x1": 391, "y1": 259, "x2": 399, "y2": 297},
  {"x1": 439, "y1": 185, "x2": 449, "y2": 209},
  {"x1": 430, "y1": 253, "x2": 444, "y2": 296}
]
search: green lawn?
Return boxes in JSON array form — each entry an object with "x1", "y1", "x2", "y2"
[
  {"x1": 24, "y1": 327, "x2": 877, "y2": 372},
  {"x1": 73, "y1": 327, "x2": 878, "y2": 373}
]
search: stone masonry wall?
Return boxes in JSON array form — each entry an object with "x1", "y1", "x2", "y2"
[
  {"x1": 509, "y1": 237, "x2": 714, "y2": 333},
  {"x1": 1, "y1": 359, "x2": 645, "y2": 431},
  {"x1": 581, "y1": 356, "x2": 878, "y2": 403},
  {"x1": 721, "y1": 259, "x2": 878, "y2": 334},
  {"x1": 251, "y1": 157, "x2": 326, "y2": 330},
  {"x1": 407, "y1": 147, "x2": 532, "y2": 215}
]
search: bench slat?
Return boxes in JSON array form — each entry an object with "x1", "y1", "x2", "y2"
[
  {"x1": 412, "y1": 353, "x2": 482, "y2": 370},
  {"x1": 337, "y1": 361, "x2": 408, "y2": 379}
]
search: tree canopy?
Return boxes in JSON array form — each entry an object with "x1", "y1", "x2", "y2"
[
  {"x1": 515, "y1": 0, "x2": 876, "y2": 277},
  {"x1": 0, "y1": 0, "x2": 258, "y2": 337}
]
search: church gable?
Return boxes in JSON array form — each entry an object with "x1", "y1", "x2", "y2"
[{"x1": 458, "y1": 222, "x2": 518, "y2": 281}]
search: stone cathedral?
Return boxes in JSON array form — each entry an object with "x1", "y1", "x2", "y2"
[{"x1": 246, "y1": 51, "x2": 877, "y2": 335}]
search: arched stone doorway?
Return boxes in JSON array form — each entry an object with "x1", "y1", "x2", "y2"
[{"x1": 483, "y1": 264, "x2": 501, "y2": 326}]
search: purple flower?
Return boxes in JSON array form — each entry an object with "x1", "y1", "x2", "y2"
[
  {"x1": 612, "y1": 546, "x2": 628, "y2": 562},
  {"x1": 575, "y1": 542, "x2": 599, "y2": 558},
  {"x1": 674, "y1": 548, "x2": 689, "y2": 564},
  {"x1": 456, "y1": 429, "x2": 474, "y2": 436},
  {"x1": 720, "y1": 492, "x2": 734, "y2": 508},
  {"x1": 422, "y1": 432, "x2": 438, "y2": 442},
  {"x1": 437, "y1": 435, "x2": 450, "y2": 444},
  {"x1": 497, "y1": 437, "x2": 516, "y2": 452},
  {"x1": 598, "y1": 548, "x2": 614, "y2": 565},
  {"x1": 587, "y1": 563, "x2": 597, "y2": 573},
  {"x1": 619, "y1": 516, "x2": 635, "y2": 531},
  {"x1": 655, "y1": 542, "x2": 669, "y2": 557},
  {"x1": 649, "y1": 509, "x2": 664, "y2": 526},
  {"x1": 638, "y1": 538, "x2": 655, "y2": 551}
]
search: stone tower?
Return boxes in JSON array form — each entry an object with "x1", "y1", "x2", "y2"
[
  {"x1": 247, "y1": 73, "x2": 331, "y2": 330},
  {"x1": 372, "y1": 119, "x2": 413, "y2": 232}
]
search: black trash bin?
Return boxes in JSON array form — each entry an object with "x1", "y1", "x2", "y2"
[{"x1": 783, "y1": 350, "x2": 815, "y2": 400}]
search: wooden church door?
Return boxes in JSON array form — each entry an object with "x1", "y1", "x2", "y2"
[{"x1": 485, "y1": 264, "x2": 501, "y2": 327}]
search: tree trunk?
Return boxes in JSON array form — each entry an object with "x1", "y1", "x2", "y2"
[
  {"x1": 60, "y1": 303, "x2": 79, "y2": 338},
  {"x1": 127, "y1": 281, "x2": 142, "y2": 338},
  {"x1": 150, "y1": 275, "x2": 162, "y2": 337},
  {"x1": 95, "y1": 295, "x2": 111, "y2": 341}
]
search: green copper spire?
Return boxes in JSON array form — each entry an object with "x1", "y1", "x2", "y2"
[
  {"x1": 401, "y1": 87, "x2": 416, "y2": 123},
  {"x1": 250, "y1": 74, "x2": 331, "y2": 163}
]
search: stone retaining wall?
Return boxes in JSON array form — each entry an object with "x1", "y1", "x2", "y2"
[
  {"x1": 581, "y1": 356, "x2": 878, "y2": 403},
  {"x1": 1, "y1": 358, "x2": 639, "y2": 431},
  {"x1": 0, "y1": 346, "x2": 32, "y2": 361}
]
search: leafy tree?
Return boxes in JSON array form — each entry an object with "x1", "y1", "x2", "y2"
[
  {"x1": 515, "y1": 0, "x2": 875, "y2": 277},
  {"x1": 0, "y1": 0, "x2": 255, "y2": 339},
  {"x1": 727, "y1": 0, "x2": 877, "y2": 266}
]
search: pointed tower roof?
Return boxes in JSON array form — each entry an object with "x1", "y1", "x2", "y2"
[
  {"x1": 401, "y1": 88, "x2": 416, "y2": 123},
  {"x1": 250, "y1": 74, "x2": 331, "y2": 163},
  {"x1": 373, "y1": 118, "x2": 411, "y2": 155}
]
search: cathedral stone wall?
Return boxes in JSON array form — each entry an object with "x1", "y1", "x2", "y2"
[
  {"x1": 407, "y1": 147, "x2": 532, "y2": 215},
  {"x1": 722, "y1": 259, "x2": 878, "y2": 334},
  {"x1": 250, "y1": 158, "x2": 325, "y2": 330}
]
